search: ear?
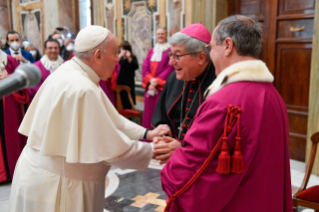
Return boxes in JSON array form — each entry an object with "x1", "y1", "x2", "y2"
[
  {"x1": 224, "y1": 37, "x2": 234, "y2": 57},
  {"x1": 93, "y1": 49, "x2": 102, "y2": 65},
  {"x1": 197, "y1": 52, "x2": 207, "y2": 65}
]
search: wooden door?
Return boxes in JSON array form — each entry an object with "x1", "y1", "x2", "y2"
[{"x1": 229, "y1": 0, "x2": 315, "y2": 161}]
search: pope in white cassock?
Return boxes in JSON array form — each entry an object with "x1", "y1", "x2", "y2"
[{"x1": 8, "y1": 26, "x2": 171, "y2": 212}]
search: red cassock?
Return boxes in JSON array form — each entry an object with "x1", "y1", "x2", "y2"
[
  {"x1": 161, "y1": 60, "x2": 293, "y2": 212},
  {"x1": 0, "y1": 55, "x2": 29, "y2": 181}
]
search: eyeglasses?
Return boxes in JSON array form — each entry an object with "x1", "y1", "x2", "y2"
[
  {"x1": 205, "y1": 44, "x2": 212, "y2": 53},
  {"x1": 167, "y1": 51, "x2": 200, "y2": 62}
]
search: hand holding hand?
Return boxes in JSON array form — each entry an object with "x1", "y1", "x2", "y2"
[
  {"x1": 147, "y1": 124, "x2": 172, "y2": 139},
  {"x1": 153, "y1": 136, "x2": 181, "y2": 164}
]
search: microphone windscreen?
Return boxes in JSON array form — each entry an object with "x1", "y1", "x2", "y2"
[{"x1": 15, "y1": 64, "x2": 42, "y2": 87}]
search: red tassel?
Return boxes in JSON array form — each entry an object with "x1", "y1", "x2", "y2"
[
  {"x1": 231, "y1": 137, "x2": 245, "y2": 173},
  {"x1": 216, "y1": 137, "x2": 231, "y2": 174}
]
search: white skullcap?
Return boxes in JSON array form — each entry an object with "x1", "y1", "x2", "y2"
[{"x1": 74, "y1": 25, "x2": 109, "y2": 52}]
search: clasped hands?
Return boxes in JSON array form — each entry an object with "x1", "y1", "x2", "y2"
[
  {"x1": 153, "y1": 136, "x2": 181, "y2": 165},
  {"x1": 147, "y1": 125, "x2": 180, "y2": 165},
  {"x1": 148, "y1": 78, "x2": 158, "y2": 91}
]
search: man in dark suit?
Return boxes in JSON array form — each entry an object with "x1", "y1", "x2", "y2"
[{"x1": 5, "y1": 30, "x2": 35, "y2": 64}]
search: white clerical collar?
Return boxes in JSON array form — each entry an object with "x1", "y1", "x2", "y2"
[
  {"x1": 72, "y1": 57, "x2": 100, "y2": 85},
  {"x1": 154, "y1": 42, "x2": 170, "y2": 52},
  {"x1": 151, "y1": 42, "x2": 170, "y2": 62},
  {"x1": 40, "y1": 55, "x2": 64, "y2": 73},
  {"x1": 0, "y1": 50, "x2": 8, "y2": 73},
  {"x1": 9, "y1": 47, "x2": 21, "y2": 56}
]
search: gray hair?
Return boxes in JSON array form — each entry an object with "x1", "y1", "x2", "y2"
[
  {"x1": 73, "y1": 38, "x2": 109, "y2": 60},
  {"x1": 169, "y1": 32, "x2": 210, "y2": 61},
  {"x1": 215, "y1": 15, "x2": 263, "y2": 58}
]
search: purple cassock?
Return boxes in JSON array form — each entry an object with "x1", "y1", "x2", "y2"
[
  {"x1": 161, "y1": 60, "x2": 293, "y2": 212},
  {"x1": 0, "y1": 55, "x2": 29, "y2": 181},
  {"x1": 28, "y1": 61, "x2": 51, "y2": 100},
  {"x1": 100, "y1": 63, "x2": 120, "y2": 106},
  {"x1": 141, "y1": 48, "x2": 174, "y2": 130}
]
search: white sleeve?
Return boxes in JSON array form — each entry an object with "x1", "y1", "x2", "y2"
[{"x1": 105, "y1": 141, "x2": 153, "y2": 170}]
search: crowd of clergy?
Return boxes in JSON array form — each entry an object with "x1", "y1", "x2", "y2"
[{"x1": 0, "y1": 14, "x2": 294, "y2": 212}]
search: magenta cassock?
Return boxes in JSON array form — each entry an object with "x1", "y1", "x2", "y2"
[{"x1": 161, "y1": 81, "x2": 292, "y2": 212}]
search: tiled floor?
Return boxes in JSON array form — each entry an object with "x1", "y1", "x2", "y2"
[{"x1": 1, "y1": 159, "x2": 318, "y2": 212}]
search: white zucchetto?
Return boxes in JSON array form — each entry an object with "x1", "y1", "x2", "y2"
[{"x1": 74, "y1": 25, "x2": 109, "y2": 52}]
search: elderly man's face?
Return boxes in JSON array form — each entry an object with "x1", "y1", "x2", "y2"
[
  {"x1": 99, "y1": 33, "x2": 119, "y2": 80},
  {"x1": 209, "y1": 28, "x2": 225, "y2": 76},
  {"x1": 169, "y1": 44, "x2": 202, "y2": 81}
]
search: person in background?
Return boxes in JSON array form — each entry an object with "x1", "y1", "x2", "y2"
[
  {"x1": 142, "y1": 27, "x2": 175, "y2": 131},
  {"x1": 28, "y1": 38, "x2": 63, "y2": 100},
  {"x1": 21, "y1": 37, "x2": 42, "y2": 61},
  {"x1": 117, "y1": 41, "x2": 139, "y2": 109},
  {"x1": 5, "y1": 30, "x2": 35, "y2": 64},
  {"x1": 0, "y1": 40, "x2": 29, "y2": 182},
  {"x1": 24, "y1": 44, "x2": 41, "y2": 61},
  {"x1": 50, "y1": 27, "x2": 74, "y2": 60}
]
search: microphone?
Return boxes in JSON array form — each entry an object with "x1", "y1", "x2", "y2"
[{"x1": 0, "y1": 64, "x2": 41, "y2": 98}]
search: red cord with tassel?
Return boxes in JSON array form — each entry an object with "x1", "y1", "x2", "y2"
[{"x1": 164, "y1": 105, "x2": 244, "y2": 212}]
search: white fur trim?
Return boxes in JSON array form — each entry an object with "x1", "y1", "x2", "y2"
[
  {"x1": 205, "y1": 60, "x2": 274, "y2": 98},
  {"x1": 0, "y1": 50, "x2": 8, "y2": 74},
  {"x1": 151, "y1": 43, "x2": 170, "y2": 62},
  {"x1": 40, "y1": 55, "x2": 64, "y2": 73}
]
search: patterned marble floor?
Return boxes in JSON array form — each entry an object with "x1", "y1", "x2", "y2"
[{"x1": 1, "y1": 159, "x2": 319, "y2": 212}]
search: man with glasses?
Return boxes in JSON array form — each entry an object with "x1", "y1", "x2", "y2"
[{"x1": 152, "y1": 24, "x2": 216, "y2": 163}]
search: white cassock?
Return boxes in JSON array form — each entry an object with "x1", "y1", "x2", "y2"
[{"x1": 9, "y1": 57, "x2": 153, "y2": 212}]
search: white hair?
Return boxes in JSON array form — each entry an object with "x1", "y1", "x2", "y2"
[{"x1": 169, "y1": 32, "x2": 210, "y2": 61}]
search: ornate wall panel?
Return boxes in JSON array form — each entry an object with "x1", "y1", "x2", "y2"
[
  {"x1": 19, "y1": 9, "x2": 42, "y2": 53},
  {"x1": 0, "y1": 0, "x2": 12, "y2": 40},
  {"x1": 58, "y1": 0, "x2": 77, "y2": 34},
  {"x1": 105, "y1": 0, "x2": 116, "y2": 33},
  {"x1": 166, "y1": 0, "x2": 184, "y2": 36},
  {"x1": 119, "y1": 0, "x2": 160, "y2": 82}
]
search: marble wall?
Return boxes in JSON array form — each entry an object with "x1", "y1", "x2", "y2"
[
  {"x1": 167, "y1": 0, "x2": 183, "y2": 37},
  {"x1": 0, "y1": 0, "x2": 11, "y2": 40},
  {"x1": 106, "y1": 0, "x2": 186, "y2": 82},
  {"x1": 58, "y1": 0, "x2": 76, "y2": 34}
]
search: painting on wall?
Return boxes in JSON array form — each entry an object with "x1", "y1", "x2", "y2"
[
  {"x1": 105, "y1": 0, "x2": 116, "y2": 33},
  {"x1": 0, "y1": 0, "x2": 11, "y2": 40},
  {"x1": 167, "y1": 0, "x2": 183, "y2": 36},
  {"x1": 19, "y1": 8, "x2": 43, "y2": 54},
  {"x1": 123, "y1": 0, "x2": 159, "y2": 82},
  {"x1": 19, "y1": 0, "x2": 40, "y2": 6}
]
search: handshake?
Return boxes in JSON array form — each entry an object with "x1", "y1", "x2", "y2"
[{"x1": 148, "y1": 125, "x2": 181, "y2": 165}]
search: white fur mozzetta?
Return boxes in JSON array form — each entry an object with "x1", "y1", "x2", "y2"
[
  {"x1": 0, "y1": 50, "x2": 8, "y2": 73},
  {"x1": 204, "y1": 60, "x2": 274, "y2": 98},
  {"x1": 40, "y1": 54, "x2": 64, "y2": 73}
]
